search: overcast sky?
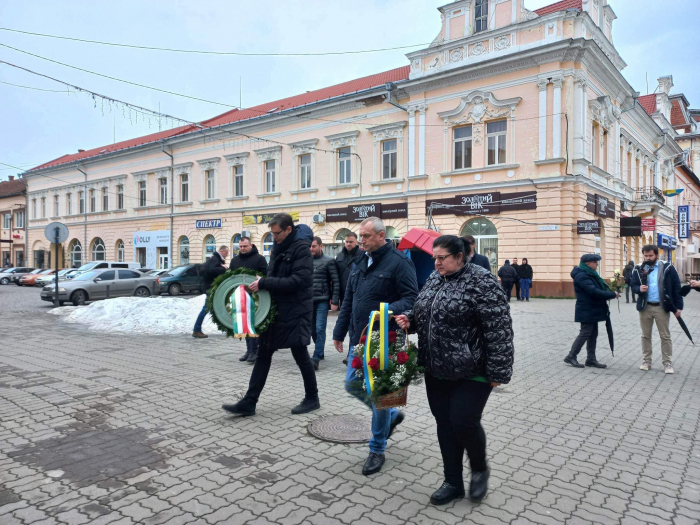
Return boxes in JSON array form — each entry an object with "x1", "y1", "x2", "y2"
[{"x1": 1, "y1": 0, "x2": 698, "y2": 182}]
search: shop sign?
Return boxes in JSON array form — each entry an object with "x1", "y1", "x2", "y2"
[
  {"x1": 620, "y1": 216, "x2": 642, "y2": 237},
  {"x1": 133, "y1": 230, "x2": 171, "y2": 269},
  {"x1": 577, "y1": 220, "x2": 601, "y2": 235},
  {"x1": 195, "y1": 218, "x2": 222, "y2": 229},
  {"x1": 641, "y1": 218, "x2": 656, "y2": 232},
  {"x1": 455, "y1": 192, "x2": 501, "y2": 215},
  {"x1": 325, "y1": 202, "x2": 407, "y2": 222},
  {"x1": 426, "y1": 191, "x2": 536, "y2": 216},
  {"x1": 381, "y1": 202, "x2": 408, "y2": 219},
  {"x1": 326, "y1": 207, "x2": 349, "y2": 222},
  {"x1": 586, "y1": 193, "x2": 596, "y2": 213},
  {"x1": 657, "y1": 233, "x2": 677, "y2": 250},
  {"x1": 678, "y1": 205, "x2": 689, "y2": 239},
  {"x1": 349, "y1": 203, "x2": 382, "y2": 222},
  {"x1": 595, "y1": 194, "x2": 615, "y2": 219},
  {"x1": 12, "y1": 233, "x2": 22, "y2": 239},
  {"x1": 501, "y1": 191, "x2": 537, "y2": 211},
  {"x1": 242, "y1": 211, "x2": 300, "y2": 226}
]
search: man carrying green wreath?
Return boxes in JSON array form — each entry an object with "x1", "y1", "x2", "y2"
[{"x1": 222, "y1": 213, "x2": 320, "y2": 417}]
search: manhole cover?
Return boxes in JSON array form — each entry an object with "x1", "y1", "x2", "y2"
[{"x1": 308, "y1": 415, "x2": 371, "y2": 443}]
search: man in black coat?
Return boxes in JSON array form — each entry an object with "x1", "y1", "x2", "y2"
[
  {"x1": 564, "y1": 254, "x2": 618, "y2": 369},
  {"x1": 335, "y1": 232, "x2": 362, "y2": 306},
  {"x1": 622, "y1": 260, "x2": 636, "y2": 303},
  {"x1": 511, "y1": 258, "x2": 521, "y2": 301},
  {"x1": 462, "y1": 235, "x2": 491, "y2": 271},
  {"x1": 192, "y1": 245, "x2": 229, "y2": 339},
  {"x1": 230, "y1": 237, "x2": 268, "y2": 363},
  {"x1": 222, "y1": 214, "x2": 319, "y2": 417},
  {"x1": 333, "y1": 217, "x2": 418, "y2": 476},
  {"x1": 310, "y1": 237, "x2": 340, "y2": 370},
  {"x1": 497, "y1": 260, "x2": 519, "y2": 302}
]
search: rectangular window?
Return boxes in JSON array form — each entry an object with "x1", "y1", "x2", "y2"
[
  {"x1": 381, "y1": 140, "x2": 398, "y2": 180},
  {"x1": 233, "y1": 166, "x2": 243, "y2": 197},
  {"x1": 79, "y1": 191, "x2": 85, "y2": 214},
  {"x1": 159, "y1": 178, "x2": 168, "y2": 205},
  {"x1": 454, "y1": 126, "x2": 473, "y2": 170},
  {"x1": 475, "y1": 0, "x2": 489, "y2": 33},
  {"x1": 180, "y1": 174, "x2": 189, "y2": 202},
  {"x1": 299, "y1": 154, "x2": 311, "y2": 189},
  {"x1": 66, "y1": 194, "x2": 72, "y2": 215},
  {"x1": 2, "y1": 214, "x2": 10, "y2": 229},
  {"x1": 15, "y1": 210, "x2": 24, "y2": 228},
  {"x1": 338, "y1": 147, "x2": 352, "y2": 184},
  {"x1": 138, "y1": 181, "x2": 147, "y2": 207},
  {"x1": 102, "y1": 187, "x2": 108, "y2": 211},
  {"x1": 32, "y1": 199, "x2": 37, "y2": 219},
  {"x1": 206, "y1": 169, "x2": 215, "y2": 199},
  {"x1": 265, "y1": 160, "x2": 276, "y2": 193},
  {"x1": 41, "y1": 197, "x2": 46, "y2": 218},
  {"x1": 53, "y1": 195, "x2": 59, "y2": 217},
  {"x1": 117, "y1": 185, "x2": 124, "y2": 209},
  {"x1": 591, "y1": 124, "x2": 596, "y2": 166},
  {"x1": 89, "y1": 189, "x2": 96, "y2": 213},
  {"x1": 486, "y1": 120, "x2": 507, "y2": 166}
]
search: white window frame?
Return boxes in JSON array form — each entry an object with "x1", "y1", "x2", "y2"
[
  {"x1": 224, "y1": 153, "x2": 249, "y2": 199},
  {"x1": 486, "y1": 119, "x2": 508, "y2": 166},
  {"x1": 53, "y1": 195, "x2": 59, "y2": 217},
  {"x1": 325, "y1": 131, "x2": 359, "y2": 188},
  {"x1": 66, "y1": 194, "x2": 72, "y2": 216},
  {"x1": 265, "y1": 160, "x2": 276, "y2": 193},
  {"x1": 474, "y1": 0, "x2": 488, "y2": 33},
  {"x1": 299, "y1": 154, "x2": 312, "y2": 189},
  {"x1": 117, "y1": 185, "x2": 124, "y2": 209},
  {"x1": 368, "y1": 122, "x2": 406, "y2": 183},
  {"x1": 338, "y1": 148, "x2": 352, "y2": 185},
  {"x1": 288, "y1": 139, "x2": 318, "y2": 192},
  {"x1": 180, "y1": 174, "x2": 189, "y2": 202},
  {"x1": 32, "y1": 199, "x2": 37, "y2": 219},
  {"x1": 15, "y1": 210, "x2": 24, "y2": 229},
  {"x1": 204, "y1": 170, "x2": 214, "y2": 199},
  {"x1": 159, "y1": 177, "x2": 168, "y2": 205},
  {"x1": 102, "y1": 187, "x2": 108, "y2": 211},
  {"x1": 233, "y1": 166, "x2": 244, "y2": 196},
  {"x1": 381, "y1": 139, "x2": 398, "y2": 180},
  {"x1": 2, "y1": 214, "x2": 10, "y2": 229},
  {"x1": 41, "y1": 197, "x2": 46, "y2": 218},
  {"x1": 453, "y1": 125, "x2": 473, "y2": 170},
  {"x1": 195, "y1": 158, "x2": 219, "y2": 202},
  {"x1": 179, "y1": 237, "x2": 190, "y2": 265},
  {"x1": 89, "y1": 189, "x2": 96, "y2": 213},
  {"x1": 591, "y1": 123, "x2": 597, "y2": 166},
  {"x1": 138, "y1": 181, "x2": 147, "y2": 207},
  {"x1": 203, "y1": 235, "x2": 216, "y2": 261},
  {"x1": 117, "y1": 240, "x2": 125, "y2": 262},
  {"x1": 79, "y1": 191, "x2": 85, "y2": 214}
]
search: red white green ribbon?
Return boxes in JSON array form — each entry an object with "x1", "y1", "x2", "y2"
[{"x1": 231, "y1": 285, "x2": 257, "y2": 338}]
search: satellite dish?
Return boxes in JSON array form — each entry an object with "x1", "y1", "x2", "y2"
[{"x1": 44, "y1": 222, "x2": 69, "y2": 244}]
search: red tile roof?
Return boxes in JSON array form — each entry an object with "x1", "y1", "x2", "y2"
[
  {"x1": 29, "y1": 66, "x2": 411, "y2": 173},
  {"x1": 670, "y1": 99, "x2": 686, "y2": 127},
  {"x1": 0, "y1": 178, "x2": 27, "y2": 198},
  {"x1": 535, "y1": 0, "x2": 583, "y2": 16},
  {"x1": 637, "y1": 94, "x2": 657, "y2": 115}
]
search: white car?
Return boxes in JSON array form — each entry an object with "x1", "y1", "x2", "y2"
[{"x1": 36, "y1": 269, "x2": 79, "y2": 287}]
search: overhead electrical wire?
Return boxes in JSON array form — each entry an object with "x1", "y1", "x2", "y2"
[{"x1": 0, "y1": 78, "x2": 68, "y2": 92}]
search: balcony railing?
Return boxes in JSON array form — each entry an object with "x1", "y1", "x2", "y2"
[{"x1": 635, "y1": 187, "x2": 665, "y2": 205}]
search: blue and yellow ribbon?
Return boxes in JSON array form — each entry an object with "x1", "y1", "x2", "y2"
[{"x1": 363, "y1": 302, "x2": 392, "y2": 396}]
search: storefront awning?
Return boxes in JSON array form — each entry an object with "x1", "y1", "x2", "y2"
[{"x1": 397, "y1": 228, "x2": 441, "y2": 256}]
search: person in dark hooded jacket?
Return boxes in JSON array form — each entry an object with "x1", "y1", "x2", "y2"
[
  {"x1": 622, "y1": 260, "x2": 635, "y2": 303},
  {"x1": 497, "y1": 260, "x2": 518, "y2": 302},
  {"x1": 222, "y1": 214, "x2": 319, "y2": 417},
  {"x1": 564, "y1": 254, "x2": 618, "y2": 369}
]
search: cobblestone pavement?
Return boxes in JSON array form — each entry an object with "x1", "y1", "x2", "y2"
[{"x1": 1, "y1": 292, "x2": 699, "y2": 524}]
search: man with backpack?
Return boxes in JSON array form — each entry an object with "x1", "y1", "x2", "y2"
[{"x1": 192, "y1": 245, "x2": 229, "y2": 339}]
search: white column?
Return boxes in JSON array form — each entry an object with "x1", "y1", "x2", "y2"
[
  {"x1": 408, "y1": 109, "x2": 416, "y2": 178},
  {"x1": 419, "y1": 105, "x2": 427, "y2": 175},
  {"x1": 442, "y1": 122, "x2": 449, "y2": 172},
  {"x1": 552, "y1": 78, "x2": 562, "y2": 159},
  {"x1": 538, "y1": 80, "x2": 548, "y2": 161},
  {"x1": 582, "y1": 83, "x2": 589, "y2": 162},
  {"x1": 573, "y1": 78, "x2": 585, "y2": 160},
  {"x1": 613, "y1": 120, "x2": 620, "y2": 179}
]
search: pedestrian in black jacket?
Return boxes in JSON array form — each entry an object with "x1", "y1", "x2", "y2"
[
  {"x1": 333, "y1": 217, "x2": 418, "y2": 477},
  {"x1": 511, "y1": 258, "x2": 521, "y2": 301},
  {"x1": 518, "y1": 258, "x2": 533, "y2": 301},
  {"x1": 622, "y1": 260, "x2": 636, "y2": 303},
  {"x1": 497, "y1": 261, "x2": 518, "y2": 302},
  {"x1": 310, "y1": 237, "x2": 340, "y2": 369},
  {"x1": 630, "y1": 245, "x2": 683, "y2": 374},
  {"x1": 462, "y1": 235, "x2": 491, "y2": 272},
  {"x1": 230, "y1": 237, "x2": 269, "y2": 363},
  {"x1": 222, "y1": 214, "x2": 320, "y2": 417},
  {"x1": 564, "y1": 254, "x2": 618, "y2": 369},
  {"x1": 335, "y1": 232, "x2": 362, "y2": 305},
  {"x1": 396, "y1": 235, "x2": 514, "y2": 505},
  {"x1": 192, "y1": 246, "x2": 229, "y2": 339}
]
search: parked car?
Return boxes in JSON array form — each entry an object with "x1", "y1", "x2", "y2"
[
  {"x1": 41, "y1": 268, "x2": 157, "y2": 306},
  {"x1": 36, "y1": 269, "x2": 78, "y2": 287},
  {"x1": 146, "y1": 269, "x2": 169, "y2": 277},
  {"x1": 136, "y1": 268, "x2": 154, "y2": 274},
  {"x1": 73, "y1": 261, "x2": 142, "y2": 277},
  {"x1": 19, "y1": 269, "x2": 56, "y2": 286},
  {"x1": 157, "y1": 265, "x2": 205, "y2": 296},
  {"x1": 0, "y1": 267, "x2": 36, "y2": 285}
]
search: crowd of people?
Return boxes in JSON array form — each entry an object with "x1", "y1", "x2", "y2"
[{"x1": 496, "y1": 257, "x2": 534, "y2": 302}]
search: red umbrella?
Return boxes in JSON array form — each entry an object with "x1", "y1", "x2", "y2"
[{"x1": 397, "y1": 228, "x2": 441, "y2": 256}]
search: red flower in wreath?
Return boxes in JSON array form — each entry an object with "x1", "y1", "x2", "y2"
[
  {"x1": 351, "y1": 357, "x2": 363, "y2": 369},
  {"x1": 359, "y1": 336, "x2": 367, "y2": 344},
  {"x1": 389, "y1": 331, "x2": 397, "y2": 343},
  {"x1": 368, "y1": 358, "x2": 380, "y2": 370},
  {"x1": 396, "y1": 351, "x2": 409, "y2": 365}
]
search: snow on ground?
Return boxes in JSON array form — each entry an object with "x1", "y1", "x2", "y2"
[{"x1": 48, "y1": 294, "x2": 219, "y2": 335}]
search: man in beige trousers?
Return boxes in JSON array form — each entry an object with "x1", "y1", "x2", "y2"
[{"x1": 630, "y1": 244, "x2": 684, "y2": 374}]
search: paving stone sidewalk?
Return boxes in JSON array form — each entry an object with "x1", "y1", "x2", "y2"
[{"x1": 1, "y1": 291, "x2": 699, "y2": 525}]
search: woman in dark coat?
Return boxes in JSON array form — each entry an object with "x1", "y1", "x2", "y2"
[
  {"x1": 564, "y1": 254, "x2": 618, "y2": 369},
  {"x1": 622, "y1": 260, "x2": 635, "y2": 303},
  {"x1": 396, "y1": 236, "x2": 514, "y2": 506},
  {"x1": 497, "y1": 260, "x2": 519, "y2": 302}
]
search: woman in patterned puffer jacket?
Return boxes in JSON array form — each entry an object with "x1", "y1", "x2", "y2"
[{"x1": 396, "y1": 235, "x2": 514, "y2": 507}]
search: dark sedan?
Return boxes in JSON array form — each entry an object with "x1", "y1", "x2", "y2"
[{"x1": 157, "y1": 265, "x2": 206, "y2": 296}]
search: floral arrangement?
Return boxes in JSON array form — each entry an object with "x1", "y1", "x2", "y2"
[
  {"x1": 349, "y1": 328, "x2": 423, "y2": 404},
  {"x1": 609, "y1": 269, "x2": 625, "y2": 293}
]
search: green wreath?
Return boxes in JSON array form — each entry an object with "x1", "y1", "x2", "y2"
[{"x1": 206, "y1": 268, "x2": 277, "y2": 338}]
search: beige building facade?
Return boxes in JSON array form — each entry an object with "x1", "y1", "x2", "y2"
[
  {"x1": 0, "y1": 176, "x2": 27, "y2": 268},
  {"x1": 22, "y1": 0, "x2": 700, "y2": 296}
]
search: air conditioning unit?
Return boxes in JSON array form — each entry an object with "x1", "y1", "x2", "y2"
[
  {"x1": 688, "y1": 243, "x2": 698, "y2": 254},
  {"x1": 312, "y1": 213, "x2": 325, "y2": 224},
  {"x1": 241, "y1": 230, "x2": 251, "y2": 238}
]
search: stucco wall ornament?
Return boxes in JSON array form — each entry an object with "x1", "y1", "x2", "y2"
[
  {"x1": 495, "y1": 35, "x2": 511, "y2": 51},
  {"x1": 450, "y1": 48, "x2": 465, "y2": 62},
  {"x1": 411, "y1": 59, "x2": 421, "y2": 72},
  {"x1": 471, "y1": 41, "x2": 487, "y2": 56},
  {"x1": 426, "y1": 55, "x2": 443, "y2": 69},
  {"x1": 438, "y1": 91, "x2": 521, "y2": 145}
]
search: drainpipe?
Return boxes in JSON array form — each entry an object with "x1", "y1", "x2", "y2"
[
  {"x1": 76, "y1": 167, "x2": 88, "y2": 265},
  {"x1": 384, "y1": 82, "x2": 412, "y2": 219},
  {"x1": 161, "y1": 143, "x2": 174, "y2": 269}
]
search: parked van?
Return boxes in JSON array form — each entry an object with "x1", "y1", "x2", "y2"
[{"x1": 73, "y1": 261, "x2": 142, "y2": 276}]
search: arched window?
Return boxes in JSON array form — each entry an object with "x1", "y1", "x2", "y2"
[
  {"x1": 116, "y1": 240, "x2": 125, "y2": 262},
  {"x1": 179, "y1": 236, "x2": 190, "y2": 265},
  {"x1": 203, "y1": 235, "x2": 216, "y2": 261},
  {"x1": 460, "y1": 218, "x2": 498, "y2": 274},
  {"x1": 335, "y1": 228, "x2": 353, "y2": 241},
  {"x1": 385, "y1": 226, "x2": 400, "y2": 240},
  {"x1": 91, "y1": 238, "x2": 106, "y2": 261},
  {"x1": 262, "y1": 233, "x2": 274, "y2": 258},
  {"x1": 231, "y1": 233, "x2": 241, "y2": 255},
  {"x1": 69, "y1": 240, "x2": 82, "y2": 268}
]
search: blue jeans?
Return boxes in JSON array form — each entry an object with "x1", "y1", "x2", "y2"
[
  {"x1": 311, "y1": 302, "x2": 329, "y2": 362},
  {"x1": 520, "y1": 278, "x2": 531, "y2": 300},
  {"x1": 345, "y1": 348, "x2": 398, "y2": 454},
  {"x1": 193, "y1": 302, "x2": 208, "y2": 332}
]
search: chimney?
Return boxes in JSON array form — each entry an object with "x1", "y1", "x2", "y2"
[
  {"x1": 8, "y1": 176, "x2": 14, "y2": 181},
  {"x1": 657, "y1": 75, "x2": 673, "y2": 95},
  {"x1": 78, "y1": 149, "x2": 85, "y2": 153}
]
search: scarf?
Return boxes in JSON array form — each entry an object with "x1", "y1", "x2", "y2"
[{"x1": 578, "y1": 262, "x2": 610, "y2": 291}]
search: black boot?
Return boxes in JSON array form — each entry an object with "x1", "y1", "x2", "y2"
[
  {"x1": 585, "y1": 358, "x2": 607, "y2": 368},
  {"x1": 469, "y1": 467, "x2": 490, "y2": 502},
  {"x1": 246, "y1": 347, "x2": 258, "y2": 363},
  {"x1": 362, "y1": 453, "x2": 385, "y2": 476},
  {"x1": 291, "y1": 397, "x2": 320, "y2": 415},
  {"x1": 430, "y1": 481, "x2": 465, "y2": 506},
  {"x1": 222, "y1": 397, "x2": 256, "y2": 417},
  {"x1": 564, "y1": 355, "x2": 584, "y2": 368},
  {"x1": 239, "y1": 350, "x2": 250, "y2": 362}
]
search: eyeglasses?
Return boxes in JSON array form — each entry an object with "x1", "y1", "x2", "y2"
[
  {"x1": 432, "y1": 254, "x2": 454, "y2": 262},
  {"x1": 270, "y1": 230, "x2": 284, "y2": 237}
]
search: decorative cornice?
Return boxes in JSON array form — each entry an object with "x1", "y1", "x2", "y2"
[
  {"x1": 325, "y1": 130, "x2": 360, "y2": 149},
  {"x1": 367, "y1": 121, "x2": 407, "y2": 143},
  {"x1": 288, "y1": 138, "x2": 319, "y2": 156},
  {"x1": 224, "y1": 152, "x2": 250, "y2": 167},
  {"x1": 253, "y1": 145, "x2": 282, "y2": 162},
  {"x1": 437, "y1": 90, "x2": 521, "y2": 127}
]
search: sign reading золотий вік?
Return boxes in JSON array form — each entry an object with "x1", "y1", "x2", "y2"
[{"x1": 195, "y1": 219, "x2": 222, "y2": 229}]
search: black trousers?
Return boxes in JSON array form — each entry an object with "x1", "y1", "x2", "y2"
[
  {"x1": 569, "y1": 322, "x2": 598, "y2": 359},
  {"x1": 514, "y1": 280, "x2": 521, "y2": 299},
  {"x1": 425, "y1": 374, "x2": 493, "y2": 487},
  {"x1": 502, "y1": 281, "x2": 513, "y2": 302},
  {"x1": 244, "y1": 335, "x2": 318, "y2": 403},
  {"x1": 625, "y1": 285, "x2": 636, "y2": 303}
]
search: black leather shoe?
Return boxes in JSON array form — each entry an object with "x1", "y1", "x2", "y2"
[
  {"x1": 239, "y1": 351, "x2": 250, "y2": 362},
  {"x1": 222, "y1": 398, "x2": 256, "y2": 417},
  {"x1": 312, "y1": 360, "x2": 319, "y2": 371},
  {"x1": 469, "y1": 468, "x2": 490, "y2": 501},
  {"x1": 246, "y1": 349, "x2": 258, "y2": 363},
  {"x1": 388, "y1": 411, "x2": 405, "y2": 439},
  {"x1": 430, "y1": 481, "x2": 465, "y2": 506},
  {"x1": 291, "y1": 397, "x2": 320, "y2": 415},
  {"x1": 342, "y1": 358, "x2": 348, "y2": 365},
  {"x1": 585, "y1": 359, "x2": 607, "y2": 368},
  {"x1": 362, "y1": 452, "x2": 385, "y2": 476},
  {"x1": 564, "y1": 356, "x2": 584, "y2": 368}
]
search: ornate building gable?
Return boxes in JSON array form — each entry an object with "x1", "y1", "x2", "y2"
[{"x1": 438, "y1": 90, "x2": 521, "y2": 144}]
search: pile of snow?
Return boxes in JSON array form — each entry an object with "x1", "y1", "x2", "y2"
[{"x1": 48, "y1": 294, "x2": 219, "y2": 335}]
